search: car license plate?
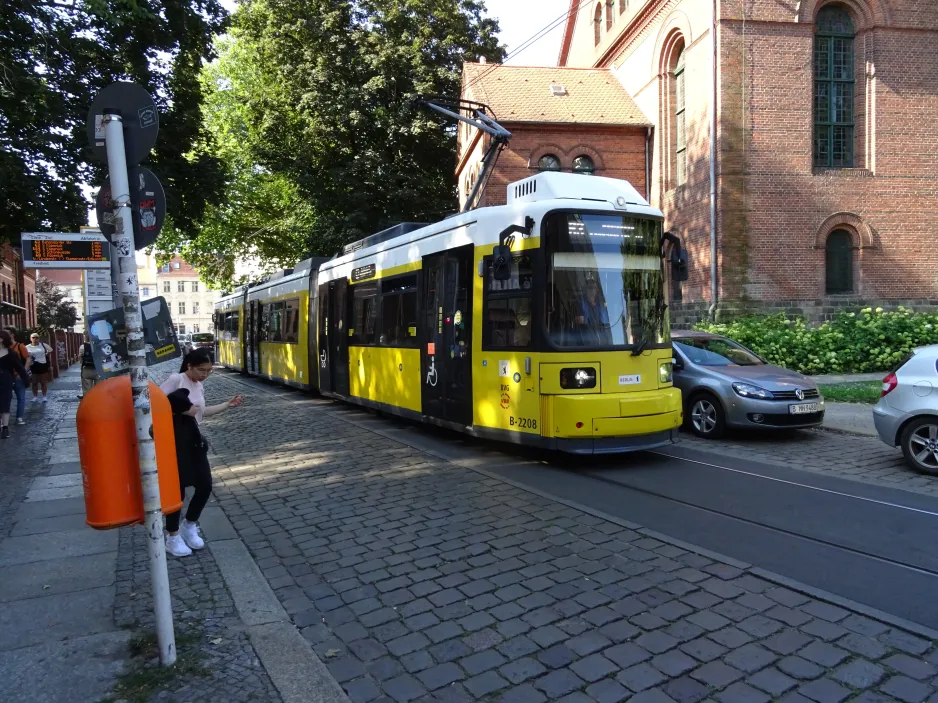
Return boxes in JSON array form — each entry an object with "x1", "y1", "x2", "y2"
[{"x1": 789, "y1": 402, "x2": 821, "y2": 415}]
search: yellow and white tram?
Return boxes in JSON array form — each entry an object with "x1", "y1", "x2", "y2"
[{"x1": 216, "y1": 171, "x2": 686, "y2": 453}]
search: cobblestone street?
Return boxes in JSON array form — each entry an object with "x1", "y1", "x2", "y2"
[{"x1": 192, "y1": 368, "x2": 938, "y2": 703}]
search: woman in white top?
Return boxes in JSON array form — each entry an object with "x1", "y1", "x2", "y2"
[
  {"x1": 158, "y1": 348, "x2": 243, "y2": 557},
  {"x1": 26, "y1": 333, "x2": 54, "y2": 402}
]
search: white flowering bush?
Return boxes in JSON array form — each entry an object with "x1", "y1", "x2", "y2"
[{"x1": 694, "y1": 308, "x2": 938, "y2": 374}]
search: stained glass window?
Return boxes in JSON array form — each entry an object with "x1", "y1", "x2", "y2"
[
  {"x1": 814, "y1": 6, "x2": 855, "y2": 168},
  {"x1": 675, "y1": 49, "x2": 687, "y2": 185}
]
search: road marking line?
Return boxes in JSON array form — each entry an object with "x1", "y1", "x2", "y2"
[{"x1": 650, "y1": 450, "x2": 938, "y2": 517}]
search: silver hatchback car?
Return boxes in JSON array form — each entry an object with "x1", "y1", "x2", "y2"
[
  {"x1": 672, "y1": 331, "x2": 825, "y2": 438},
  {"x1": 873, "y1": 345, "x2": 938, "y2": 474}
]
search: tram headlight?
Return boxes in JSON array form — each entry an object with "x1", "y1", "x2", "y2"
[
  {"x1": 559, "y1": 367, "x2": 596, "y2": 390},
  {"x1": 659, "y1": 361, "x2": 673, "y2": 385}
]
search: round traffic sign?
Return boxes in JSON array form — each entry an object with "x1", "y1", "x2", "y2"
[
  {"x1": 96, "y1": 166, "x2": 166, "y2": 249},
  {"x1": 87, "y1": 82, "x2": 159, "y2": 165}
]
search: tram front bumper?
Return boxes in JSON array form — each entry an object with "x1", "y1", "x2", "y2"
[
  {"x1": 548, "y1": 387, "x2": 682, "y2": 454},
  {"x1": 552, "y1": 429, "x2": 679, "y2": 455}
]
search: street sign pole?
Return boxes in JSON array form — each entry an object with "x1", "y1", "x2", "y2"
[
  {"x1": 102, "y1": 110, "x2": 176, "y2": 666},
  {"x1": 110, "y1": 245, "x2": 121, "y2": 309}
]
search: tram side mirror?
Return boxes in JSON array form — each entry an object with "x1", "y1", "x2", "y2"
[
  {"x1": 492, "y1": 245, "x2": 512, "y2": 281},
  {"x1": 671, "y1": 249, "x2": 689, "y2": 282}
]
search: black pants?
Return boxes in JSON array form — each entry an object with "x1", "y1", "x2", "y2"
[{"x1": 165, "y1": 448, "x2": 212, "y2": 532}]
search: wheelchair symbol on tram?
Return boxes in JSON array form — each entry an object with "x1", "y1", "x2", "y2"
[
  {"x1": 426, "y1": 357, "x2": 438, "y2": 387},
  {"x1": 320, "y1": 349, "x2": 327, "y2": 369}
]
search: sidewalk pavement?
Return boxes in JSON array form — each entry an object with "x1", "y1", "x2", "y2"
[
  {"x1": 197, "y1": 368, "x2": 938, "y2": 703},
  {"x1": 806, "y1": 373, "x2": 882, "y2": 437},
  {"x1": 0, "y1": 366, "x2": 296, "y2": 703},
  {"x1": 0, "y1": 367, "x2": 129, "y2": 702},
  {"x1": 810, "y1": 373, "x2": 885, "y2": 385},
  {"x1": 821, "y1": 403, "x2": 878, "y2": 437}
]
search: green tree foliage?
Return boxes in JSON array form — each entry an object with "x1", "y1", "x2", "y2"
[
  {"x1": 0, "y1": 0, "x2": 228, "y2": 244},
  {"x1": 154, "y1": 34, "x2": 316, "y2": 288},
  {"x1": 170, "y1": 0, "x2": 503, "y2": 288},
  {"x1": 35, "y1": 276, "x2": 78, "y2": 329}
]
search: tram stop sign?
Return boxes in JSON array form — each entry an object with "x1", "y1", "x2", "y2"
[
  {"x1": 86, "y1": 82, "x2": 159, "y2": 166},
  {"x1": 95, "y1": 166, "x2": 166, "y2": 249}
]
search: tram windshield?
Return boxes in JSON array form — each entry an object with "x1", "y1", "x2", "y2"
[{"x1": 545, "y1": 212, "x2": 668, "y2": 350}]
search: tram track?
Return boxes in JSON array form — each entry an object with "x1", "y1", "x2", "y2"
[
  {"x1": 582, "y1": 466, "x2": 938, "y2": 580},
  {"x1": 213, "y1": 367, "x2": 938, "y2": 628}
]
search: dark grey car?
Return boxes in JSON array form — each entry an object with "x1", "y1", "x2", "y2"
[{"x1": 671, "y1": 331, "x2": 825, "y2": 438}]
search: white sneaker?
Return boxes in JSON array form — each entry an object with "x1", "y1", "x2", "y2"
[
  {"x1": 41, "y1": 396, "x2": 48, "y2": 403},
  {"x1": 16, "y1": 418, "x2": 25, "y2": 425},
  {"x1": 31, "y1": 396, "x2": 40, "y2": 403},
  {"x1": 165, "y1": 534, "x2": 192, "y2": 557},
  {"x1": 180, "y1": 520, "x2": 205, "y2": 550}
]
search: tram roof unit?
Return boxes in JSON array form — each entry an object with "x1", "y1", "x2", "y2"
[
  {"x1": 339, "y1": 223, "x2": 428, "y2": 258},
  {"x1": 316, "y1": 172, "x2": 663, "y2": 281},
  {"x1": 216, "y1": 285, "x2": 248, "y2": 307},
  {"x1": 246, "y1": 257, "x2": 325, "y2": 300}
]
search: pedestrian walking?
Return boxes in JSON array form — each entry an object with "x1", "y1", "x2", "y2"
[
  {"x1": 0, "y1": 331, "x2": 30, "y2": 439},
  {"x1": 78, "y1": 333, "x2": 98, "y2": 399},
  {"x1": 159, "y1": 348, "x2": 243, "y2": 557},
  {"x1": 26, "y1": 333, "x2": 53, "y2": 403},
  {"x1": 3, "y1": 327, "x2": 31, "y2": 425}
]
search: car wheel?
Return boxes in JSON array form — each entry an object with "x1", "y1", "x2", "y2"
[
  {"x1": 688, "y1": 393, "x2": 726, "y2": 439},
  {"x1": 900, "y1": 417, "x2": 938, "y2": 476}
]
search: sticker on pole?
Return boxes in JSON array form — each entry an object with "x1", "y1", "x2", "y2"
[
  {"x1": 87, "y1": 296, "x2": 181, "y2": 377},
  {"x1": 86, "y1": 82, "x2": 159, "y2": 166},
  {"x1": 95, "y1": 166, "x2": 166, "y2": 249}
]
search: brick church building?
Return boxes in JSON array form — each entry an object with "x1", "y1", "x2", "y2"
[{"x1": 459, "y1": 0, "x2": 938, "y2": 322}]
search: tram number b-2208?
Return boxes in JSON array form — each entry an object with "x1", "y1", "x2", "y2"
[{"x1": 509, "y1": 417, "x2": 537, "y2": 430}]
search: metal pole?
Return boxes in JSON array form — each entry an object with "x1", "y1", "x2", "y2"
[
  {"x1": 103, "y1": 110, "x2": 177, "y2": 667},
  {"x1": 110, "y1": 244, "x2": 121, "y2": 309},
  {"x1": 708, "y1": 0, "x2": 719, "y2": 321}
]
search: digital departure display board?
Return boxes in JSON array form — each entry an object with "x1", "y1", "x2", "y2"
[{"x1": 21, "y1": 233, "x2": 111, "y2": 269}]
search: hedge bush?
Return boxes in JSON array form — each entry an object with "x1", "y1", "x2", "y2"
[{"x1": 692, "y1": 308, "x2": 938, "y2": 375}]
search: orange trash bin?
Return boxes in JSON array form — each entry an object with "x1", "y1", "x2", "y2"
[{"x1": 77, "y1": 376, "x2": 183, "y2": 529}]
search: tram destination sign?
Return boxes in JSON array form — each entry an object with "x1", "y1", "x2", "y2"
[{"x1": 21, "y1": 232, "x2": 111, "y2": 269}]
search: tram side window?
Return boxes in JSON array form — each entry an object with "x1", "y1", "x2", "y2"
[
  {"x1": 266, "y1": 302, "x2": 285, "y2": 342},
  {"x1": 283, "y1": 298, "x2": 299, "y2": 343},
  {"x1": 221, "y1": 311, "x2": 240, "y2": 340},
  {"x1": 228, "y1": 311, "x2": 240, "y2": 337},
  {"x1": 483, "y1": 254, "x2": 533, "y2": 349},
  {"x1": 259, "y1": 303, "x2": 270, "y2": 341},
  {"x1": 380, "y1": 275, "x2": 418, "y2": 347},
  {"x1": 351, "y1": 283, "x2": 379, "y2": 345}
]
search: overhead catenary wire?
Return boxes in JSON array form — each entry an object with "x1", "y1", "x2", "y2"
[{"x1": 462, "y1": 0, "x2": 595, "y2": 96}]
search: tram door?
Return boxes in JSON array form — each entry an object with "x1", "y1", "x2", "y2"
[
  {"x1": 246, "y1": 299, "x2": 260, "y2": 375},
  {"x1": 318, "y1": 280, "x2": 349, "y2": 396},
  {"x1": 421, "y1": 245, "x2": 473, "y2": 426}
]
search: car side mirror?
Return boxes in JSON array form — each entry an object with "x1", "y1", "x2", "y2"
[
  {"x1": 492, "y1": 245, "x2": 512, "y2": 281},
  {"x1": 671, "y1": 356, "x2": 684, "y2": 370}
]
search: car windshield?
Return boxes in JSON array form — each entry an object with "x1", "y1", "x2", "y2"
[
  {"x1": 192, "y1": 333, "x2": 214, "y2": 342},
  {"x1": 544, "y1": 212, "x2": 668, "y2": 350},
  {"x1": 675, "y1": 337, "x2": 763, "y2": 366}
]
